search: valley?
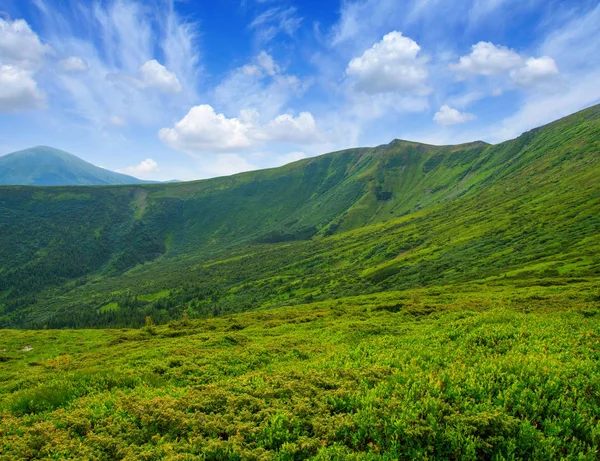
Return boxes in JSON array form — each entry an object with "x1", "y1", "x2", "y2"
[{"x1": 0, "y1": 105, "x2": 599, "y2": 459}]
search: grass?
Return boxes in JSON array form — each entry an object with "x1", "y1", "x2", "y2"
[{"x1": 1, "y1": 282, "x2": 599, "y2": 459}]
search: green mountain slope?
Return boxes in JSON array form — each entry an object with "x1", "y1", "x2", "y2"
[
  {"x1": 2, "y1": 106, "x2": 600, "y2": 461},
  {"x1": 0, "y1": 104, "x2": 599, "y2": 328},
  {"x1": 0, "y1": 146, "x2": 149, "y2": 186}
]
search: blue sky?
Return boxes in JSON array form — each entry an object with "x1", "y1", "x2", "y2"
[{"x1": 0, "y1": 0, "x2": 599, "y2": 180}]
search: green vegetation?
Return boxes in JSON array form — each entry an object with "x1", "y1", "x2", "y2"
[
  {"x1": 0, "y1": 105, "x2": 599, "y2": 459},
  {"x1": 0, "y1": 146, "x2": 151, "y2": 186},
  {"x1": 1, "y1": 284, "x2": 599, "y2": 459},
  {"x1": 0, "y1": 105, "x2": 598, "y2": 329}
]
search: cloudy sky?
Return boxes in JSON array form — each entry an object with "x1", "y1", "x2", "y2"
[{"x1": 0, "y1": 0, "x2": 599, "y2": 181}]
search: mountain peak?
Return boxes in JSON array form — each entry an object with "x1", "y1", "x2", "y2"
[{"x1": 0, "y1": 146, "x2": 148, "y2": 186}]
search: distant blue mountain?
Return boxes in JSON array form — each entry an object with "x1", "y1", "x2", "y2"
[{"x1": 0, "y1": 146, "x2": 152, "y2": 186}]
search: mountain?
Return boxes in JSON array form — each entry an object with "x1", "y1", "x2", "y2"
[
  {"x1": 0, "y1": 104, "x2": 599, "y2": 328},
  {"x1": 0, "y1": 146, "x2": 149, "y2": 186},
  {"x1": 1, "y1": 105, "x2": 600, "y2": 460}
]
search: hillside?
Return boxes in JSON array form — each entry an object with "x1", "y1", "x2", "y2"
[
  {"x1": 0, "y1": 146, "x2": 149, "y2": 186},
  {"x1": 0, "y1": 104, "x2": 598, "y2": 328},
  {"x1": 1, "y1": 105, "x2": 600, "y2": 460}
]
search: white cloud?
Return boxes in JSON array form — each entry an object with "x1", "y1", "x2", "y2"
[
  {"x1": 249, "y1": 7, "x2": 302, "y2": 43},
  {"x1": 0, "y1": 18, "x2": 51, "y2": 70},
  {"x1": 59, "y1": 56, "x2": 88, "y2": 72},
  {"x1": 262, "y1": 112, "x2": 319, "y2": 143},
  {"x1": 510, "y1": 56, "x2": 559, "y2": 86},
  {"x1": 242, "y1": 51, "x2": 280, "y2": 78},
  {"x1": 139, "y1": 59, "x2": 182, "y2": 92},
  {"x1": 0, "y1": 18, "x2": 47, "y2": 113},
  {"x1": 159, "y1": 1, "x2": 199, "y2": 93},
  {"x1": 215, "y1": 52, "x2": 308, "y2": 120},
  {"x1": 433, "y1": 105, "x2": 476, "y2": 125},
  {"x1": 450, "y1": 42, "x2": 523, "y2": 76},
  {"x1": 486, "y1": 4, "x2": 600, "y2": 143},
  {"x1": 346, "y1": 31, "x2": 429, "y2": 95},
  {"x1": 450, "y1": 41, "x2": 562, "y2": 93},
  {"x1": 159, "y1": 105, "x2": 320, "y2": 154},
  {"x1": 92, "y1": 1, "x2": 152, "y2": 72},
  {"x1": 105, "y1": 59, "x2": 183, "y2": 93},
  {"x1": 0, "y1": 65, "x2": 45, "y2": 112},
  {"x1": 330, "y1": 0, "x2": 399, "y2": 48},
  {"x1": 26, "y1": 0, "x2": 198, "y2": 129},
  {"x1": 120, "y1": 158, "x2": 159, "y2": 178},
  {"x1": 256, "y1": 51, "x2": 279, "y2": 76},
  {"x1": 2, "y1": 0, "x2": 594, "y2": 181},
  {"x1": 456, "y1": 5, "x2": 600, "y2": 144},
  {"x1": 159, "y1": 105, "x2": 254, "y2": 153}
]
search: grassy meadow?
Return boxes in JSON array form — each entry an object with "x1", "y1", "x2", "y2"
[{"x1": 1, "y1": 281, "x2": 600, "y2": 459}]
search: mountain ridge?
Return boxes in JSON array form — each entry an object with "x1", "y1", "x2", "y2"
[{"x1": 0, "y1": 103, "x2": 598, "y2": 328}]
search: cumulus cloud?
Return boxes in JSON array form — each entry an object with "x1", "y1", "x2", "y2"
[
  {"x1": 510, "y1": 56, "x2": 559, "y2": 86},
  {"x1": 262, "y1": 112, "x2": 318, "y2": 143},
  {"x1": 159, "y1": 105, "x2": 254, "y2": 153},
  {"x1": 0, "y1": 18, "x2": 51, "y2": 70},
  {"x1": 139, "y1": 59, "x2": 182, "y2": 92},
  {"x1": 450, "y1": 42, "x2": 523, "y2": 76},
  {"x1": 159, "y1": 105, "x2": 319, "y2": 154},
  {"x1": 59, "y1": 56, "x2": 88, "y2": 72},
  {"x1": 0, "y1": 65, "x2": 45, "y2": 112},
  {"x1": 346, "y1": 31, "x2": 429, "y2": 95},
  {"x1": 120, "y1": 158, "x2": 159, "y2": 178},
  {"x1": 450, "y1": 41, "x2": 561, "y2": 89},
  {"x1": 0, "y1": 18, "x2": 48, "y2": 112},
  {"x1": 433, "y1": 105, "x2": 476, "y2": 126}
]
